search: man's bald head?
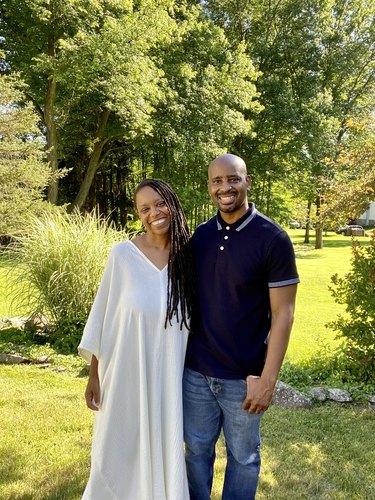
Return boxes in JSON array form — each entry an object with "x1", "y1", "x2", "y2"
[
  {"x1": 208, "y1": 154, "x2": 247, "y2": 176},
  {"x1": 207, "y1": 153, "x2": 251, "y2": 222}
]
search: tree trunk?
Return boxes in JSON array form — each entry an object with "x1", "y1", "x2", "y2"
[
  {"x1": 315, "y1": 195, "x2": 323, "y2": 249},
  {"x1": 68, "y1": 108, "x2": 111, "y2": 212},
  {"x1": 266, "y1": 176, "x2": 272, "y2": 216},
  {"x1": 304, "y1": 200, "x2": 312, "y2": 244},
  {"x1": 45, "y1": 35, "x2": 59, "y2": 204}
]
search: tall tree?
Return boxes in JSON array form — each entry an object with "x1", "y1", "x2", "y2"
[
  {"x1": 320, "y1": 117, "x2": 375, "y2": 227},
  {"x1": 0, "y1": 0, "x2": 115, "y2": 202},
  {"x1": 0, "y1": 0, "x2": 173, "y2": 208},
  {"x1": 201, "y1": 0, "x2": 375, "y2": 247},
  {"x1": 0, "y1": 73, "x2": 51, "y2": 235}
]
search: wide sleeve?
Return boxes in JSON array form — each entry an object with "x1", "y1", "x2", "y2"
[{"x1": 78, "y1": 248, "x2": 116, "y2": 363}]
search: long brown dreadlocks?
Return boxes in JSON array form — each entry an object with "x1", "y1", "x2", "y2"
[{"x1": 134, "y1": 179, "x2": 195, "y2": 331}]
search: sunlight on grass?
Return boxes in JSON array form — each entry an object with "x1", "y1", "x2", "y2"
[
  {"x1": 0, "y1": 253, "x2": 24, "y2": 318},
  {"x1": 286, "y1": 230, "x2": 370, "y2": 363},
  {"x1": 0, "y1": 366, "x2": 92, "y2": 499}
]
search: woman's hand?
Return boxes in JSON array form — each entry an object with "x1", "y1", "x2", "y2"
[{"x1": 85, "y1": 355, "x2": 100, "y2": 411}]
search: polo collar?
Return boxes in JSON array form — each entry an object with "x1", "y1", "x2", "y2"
[{"x1": 216, "y1": 203, "x2": 257, "y2": 231}]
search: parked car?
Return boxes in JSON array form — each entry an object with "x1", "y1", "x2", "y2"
[
  {"x1": 289, "y1": 220, "x2": 300, "y2": 229},
  {"x1": 336, "y1": 225, "x2": 365, "y2": 236}
]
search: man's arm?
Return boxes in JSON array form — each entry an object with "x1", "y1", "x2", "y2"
[{"x1": 242, "y1": 284, "x2": 297, "y2": 414}]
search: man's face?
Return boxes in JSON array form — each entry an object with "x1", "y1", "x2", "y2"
[{"x1": 208, "y1": 159, "x2": 250, "y2": 218}]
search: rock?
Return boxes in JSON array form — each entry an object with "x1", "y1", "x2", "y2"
[
  {"x1": 0, "y1": 353, "x2": 30, "y2": 364},
  {"x1": 272, "y1": 381, "x2": 313, "y2": 409},
  {"x1": 53, "y1": 366, "x2": 67, "y2": 372},
  {"x1": 369, "y1": 395, "x2": 375, "y2": 410},
  {"x1": 0, "y1": 317, "x2": 28, "y2": 329},
  {"x1": 327, "y1": 388, "x2": 352, "y2": 402},
  {"x1": 24, "y1": 315, "x2": 50, "y2": 331},
  {"x1": 38, "y1": 363, "x2": 52, "y2": 369},
  {"x1": 0, "y1": 320, "x2": 9, "y2": 329},
  {"x1": 35, "y1": 356, "x2": 50, "y2": 364},
  {"x1": 309, "y1": 387, "x2": 327, "y2": 401}
]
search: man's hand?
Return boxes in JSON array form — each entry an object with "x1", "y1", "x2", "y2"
[{"x1": 242, "y1": 376, "x2": 275, "y2": 414}]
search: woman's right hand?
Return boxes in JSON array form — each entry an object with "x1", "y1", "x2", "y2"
[{"x1": 85, "y1": 355, "x2": 100, "y2": 411}]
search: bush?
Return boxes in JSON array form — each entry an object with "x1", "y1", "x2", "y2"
[
  {"x1": 328, "y1": 232, "x2": 375, "y2": 382},
  {"x1": 11, "y1": 209, "x2": 128, "y2": 351}
]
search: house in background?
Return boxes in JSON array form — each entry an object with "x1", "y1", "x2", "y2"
[{"x1": 358, "y1": 201, "x2": 375, "y2": 226}]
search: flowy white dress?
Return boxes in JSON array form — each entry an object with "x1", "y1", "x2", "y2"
[{"x1": 78, "y1": 241, "x2": 189, "y2": 500}]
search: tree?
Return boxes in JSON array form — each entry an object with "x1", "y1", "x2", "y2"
[
  {"x1": 0, "y1": 0, "x2": 113, "y2": 202},
  {"x1": 200, "y1": 0, "x2": 375, "y2": 246},
  {"x1": 146, "y1": 4, "x2": 262, "y2": 218},
  {"x1": 0, "y1": 0, "x2": 174, "y2": 208},
  {"x1": 320, "y1": 117, "x2": 375, "y2": 228},
  {"x1": 0, "y1": 73, "x2": 51, "y2": 236},
  {"x1": 329, "y1": 233, "x2": 375, "y2": 382}
]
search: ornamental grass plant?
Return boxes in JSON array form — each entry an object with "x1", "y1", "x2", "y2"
[{"x1": 9, "y1": 209, "x2": 128, "y2": 350}]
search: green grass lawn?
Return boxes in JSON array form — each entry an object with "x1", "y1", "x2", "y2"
[
  {"x1": 1, "y1": 365, "x2": 374, "y2": 500},
  {"x1": 0, "y1": 252, "x2": 19, "y2": 318},
  {"x1": 1, "y1": 230, "x2": 374, "y2": 499},
  {"x1": 287, "y1": 230, "x2": 369, "y2": 363}
]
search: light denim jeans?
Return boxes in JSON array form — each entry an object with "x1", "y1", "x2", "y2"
[{"x1": 183, "y1": 368, "x2": 262, "y2": 500}]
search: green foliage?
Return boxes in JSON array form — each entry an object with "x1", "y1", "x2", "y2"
[
  {"x1": 320, "y1": 118, "x2": 375, "y2": 227},
  {"x1": 11, "y1": 209, "x2": 127, "y2": 351},
  {"x1": 0, "y1": 74, "x2": 52, "y2": 235},
  {"x1": 328, "y1": 233, "x2": 375, "y2": 382},
  {"x1": 49, "y1": 316, "x2": 87, "y2": 354},
  {"x1": 202, "y1": 0, "x2": 375, "y2": 230}
]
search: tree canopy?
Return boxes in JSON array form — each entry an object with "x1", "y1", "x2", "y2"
[{"x1": 1, "y1": 0, "x2": 374, "y2": 234}]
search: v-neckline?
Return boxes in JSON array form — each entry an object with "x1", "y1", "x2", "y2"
[{"x1": 129, "y1": 240, "x2": 168, "y2": 273}]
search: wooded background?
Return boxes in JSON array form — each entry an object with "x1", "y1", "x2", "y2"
[{"x1": 1, "y1": 0, "x2": 374, "y2": 242}]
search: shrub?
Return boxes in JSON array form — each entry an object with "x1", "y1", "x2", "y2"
[
  {"x1": 328, "y1": 232, "x2": 375, "y2": 382},
  {"x1": 11, "y1": 209, "x2": 128, "y2": 351}
]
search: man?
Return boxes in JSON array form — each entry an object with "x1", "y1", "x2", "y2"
[{"x1": 183, "y1": 153, "x2": 299, "y2": 499}]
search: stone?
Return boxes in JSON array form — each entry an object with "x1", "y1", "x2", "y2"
[
  {"x1": 327, "y1": 388, "x2": 352, "y2": 402},
  {"x1": 309, "y1": 386, "x2": 327, "y2": 401},
  {"x1": 369, "y1": 395, "x2": 375, "y2": 410},
  {"x1": 35, "y1": 356, "x2": 50, "y2": 364},
  {"x1": 272, "y1": 381, "x2": 313, "y2": 409},
  {"x1": 24, "y1": 315, "x2": 50, "y2": 331},
  {"x1": 0, "y1": 317, "x2": 28, "y2": 329},
  {"x1": 38, "y1": 363, "x2": 52, "y2": 369},
  {"x1": 53, "y1": 366, "x2": 67, "y2": 372},
  {"x1": 0, "y1": 353, "x2": 30, "y2": 364}
]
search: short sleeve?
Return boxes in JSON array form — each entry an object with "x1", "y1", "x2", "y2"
[{"x1": 266, "y1": 231, "x2": 300, "y2": 288}]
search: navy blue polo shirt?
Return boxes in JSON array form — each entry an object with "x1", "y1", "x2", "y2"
[{"x1": 185, "y1": 204, "x2": 300, "y2": 379}]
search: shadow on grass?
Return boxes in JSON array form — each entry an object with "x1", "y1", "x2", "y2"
[
  {"x1": 295, "y1": 252, "x2": 322, "y2": 260},
  {"x1": 0, "y1": 446, "x2": 24, "y2": 486},
  {"x1": 212, "y1": 405, "x2": 375, "y2": 499},
  {"x1": 37, "y1": 464, "x2": 88, "y2": 500}
]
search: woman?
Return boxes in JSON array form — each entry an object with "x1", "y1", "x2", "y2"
[{"x1": 78, "y1": 179, "x2": 194, "y2": 499}]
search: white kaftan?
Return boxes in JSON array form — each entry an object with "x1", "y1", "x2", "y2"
[{"x1": 78, "y1": 241, "x2": 189, "y2": 500}]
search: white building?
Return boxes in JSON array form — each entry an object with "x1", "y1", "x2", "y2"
[{"x1": 358, "y1": 201, "x2": 375, "y2": 226}]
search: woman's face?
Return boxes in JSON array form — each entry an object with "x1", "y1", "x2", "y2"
[{"x1": 135, "y1": 186, "x2": 171, "y2": 236}]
